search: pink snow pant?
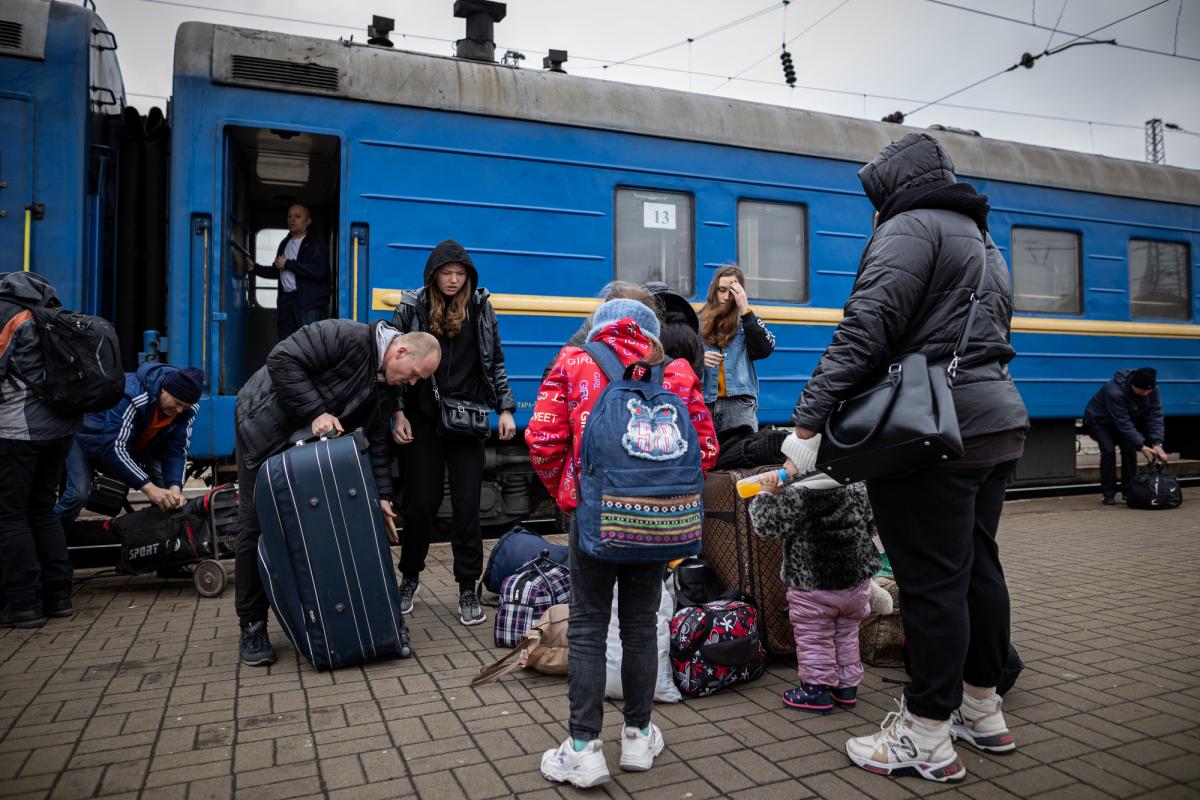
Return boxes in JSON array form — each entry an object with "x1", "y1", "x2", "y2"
[{"x1": 786, "y1": 581, "x2": 873, "y2": 688}]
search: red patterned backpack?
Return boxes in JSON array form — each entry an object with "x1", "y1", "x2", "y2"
[{"x1": 669, "y1": 598, "x2": 766, "y2": 697}]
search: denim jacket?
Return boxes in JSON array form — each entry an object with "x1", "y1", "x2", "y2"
[{"x1": 702, "y1": 310, "x2": 775, "y2": 403}]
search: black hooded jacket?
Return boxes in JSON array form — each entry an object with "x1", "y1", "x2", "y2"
[
  {"x1": 390, "y1": 240, "x2": 516, "y2": 415},
  {"x1": 234, "y1": 319, "x2": 396, "y2": 499},
  {"x1": 792, "y1": 133, "x2": 1029, "y2": 439}
]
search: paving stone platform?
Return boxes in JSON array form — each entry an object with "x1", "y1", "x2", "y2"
[{"x1": 2, "y1": 490, "x2": 1198, "y2": 799}]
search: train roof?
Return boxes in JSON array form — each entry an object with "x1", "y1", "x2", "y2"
[{"x1": 174, "y1": 21, "x2": 1200, "y2": 207}]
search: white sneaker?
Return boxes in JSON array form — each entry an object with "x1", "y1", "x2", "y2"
[
  {"x1": 540, "y1": 738, "x2": 610, "y2": 788},
  {"x1": 845, "y1": 699, "x2": 966, "y2": 783},
  {"x1": 951, "y1": 692, "x2": 1016, "y2": 753},
  {"x1": 619, "y1": 724, "x2": 664, "y2": 772}
]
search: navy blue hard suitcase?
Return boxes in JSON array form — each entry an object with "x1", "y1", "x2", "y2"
[{"x1": 255, "y1": 431, "x2": 412, "y2": 670}]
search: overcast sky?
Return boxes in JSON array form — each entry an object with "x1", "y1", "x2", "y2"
[{"x1": 103, "y1": 0, "x2": 1200, "y2": 169}]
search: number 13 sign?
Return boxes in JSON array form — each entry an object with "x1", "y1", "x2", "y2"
[{"x1": 643, "y1": 202, "x2": 677, "y2": 230}]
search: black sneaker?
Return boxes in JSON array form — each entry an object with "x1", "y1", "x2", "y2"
[
  {"x1": 398, "y1": 579, "x2": 420, "y2": 615},
  {"x1": 1102, "y1": 495, "x2": 1116, "y2": 506},
  {"x1": 458, "y1": 589, "x2": 485, "y2": 626},
  {"x1": 0, "y1": 607, "x2": 47, "y2": 629},
  {"x1": 240, "y1": 621, "x2": 276, "y2": 666}
]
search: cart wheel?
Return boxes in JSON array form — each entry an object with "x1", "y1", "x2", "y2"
[{"x1": 194, "y1": 560, "x2": 227, "y2": 598}]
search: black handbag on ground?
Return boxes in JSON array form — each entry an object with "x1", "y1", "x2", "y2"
[
  {"x1": 816, "y1": 237, "x2": 989, "y2": 484},
  {"x1": 431, "y1": 375, "x2": 490, "y2": 440},
  {"x1": 1125, "y1": 458, "x2": 1183, "y2": 510}
]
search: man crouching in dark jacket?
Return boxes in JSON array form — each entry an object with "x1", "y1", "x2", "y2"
[
  {"x1": 1083, "y1": 367, "x2": 1168, "y2": 504},
  {"x1": 232, "y1": 320, "x2": 440, "y2": 665}
]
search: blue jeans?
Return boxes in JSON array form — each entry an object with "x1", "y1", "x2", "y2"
[
  {"x1": 54, "y1": 442, "x2": 165, "y2": 531},
  {"x1": 710, "y1": 395, "x2": 759, "y2": 434},
  {"x1": 566, "y1": 520, "x2": 664, "y2": 740}
]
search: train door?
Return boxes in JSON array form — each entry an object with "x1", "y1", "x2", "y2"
[
  {"x1": 0, "y1": 96, "x2": 32, "y2": 269},
  {"x1": 219, "y1": 125, "x2": 340, "y2": 395}
]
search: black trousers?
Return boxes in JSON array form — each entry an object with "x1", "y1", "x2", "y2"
[
  {"x1": 1085, "y1": 421, "x2": 1138, "y2": 498},
  {"x1": 0, "y1": 436, "x2": 75, "y2": 611},
  {"x1": 233, "y1": 436, "x2": 269, "y2": 626},
  {"x1": 866, "y1": 459, "x2": 1018, "y2": 721},
  {"x1": 398, "y1": 412, "x2": 485, "y2": 591},
  {"x1": 276, "y1": 292, "x2": 324, "y2": 341}
]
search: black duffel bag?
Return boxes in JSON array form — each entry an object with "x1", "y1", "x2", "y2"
[{"x1": 1125, "y1": 459, "x2": 1183, "y2": 510}]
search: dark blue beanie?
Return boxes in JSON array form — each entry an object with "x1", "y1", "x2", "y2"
[{"x1": 162, "y1": 366, "x2": 204, "y2": 404}]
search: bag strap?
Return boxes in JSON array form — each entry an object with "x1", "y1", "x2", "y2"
[
  {"x1": 948, "y1": 234, "x2": 990, "y2": 382},
  {"x1": 470, "y1": 633, "x2": 538, "y2": 686},
  {"x1": 823, "y1": 363, "x2": 905, "y2": 449},
  {"x1": 581, "y1": 341, "x2": 625, "y2": 384}
]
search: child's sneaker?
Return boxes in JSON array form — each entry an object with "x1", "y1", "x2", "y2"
[
  {"x1": 619, "y1": 724, "x2": 664, "y2": 771},
  {"x1": 831, "y1": 686, "x2": 858, "y2": 708},
  {"x1": 845, "y1": 699, "x2": 966, "y2": 783},
  {"x1": 783, "y1": 683, "x2": 834, "y2": 714},
  {"x1": 541, "y1": 738, "x2": 610, "y2": 788},
  {"x1": 951, "y1": 692, "x2": 1016, "y2": 753}
]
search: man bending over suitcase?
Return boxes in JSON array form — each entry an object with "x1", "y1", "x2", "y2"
[{"x1": 233, "y1": 320, "x2": 440, "y2": 665}]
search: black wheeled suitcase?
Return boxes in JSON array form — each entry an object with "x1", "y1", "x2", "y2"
[{"x1": 255, "y1": 431, "x2": 412, "y2": 670}]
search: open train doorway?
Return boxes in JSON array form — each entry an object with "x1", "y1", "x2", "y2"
[{"x1": 219, "y1": 125, "x2": 340, "y2": 394}]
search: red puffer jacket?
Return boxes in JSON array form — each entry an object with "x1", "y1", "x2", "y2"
[{"x1": 526, "y1": 319, "x2": 719, "y2": 513}]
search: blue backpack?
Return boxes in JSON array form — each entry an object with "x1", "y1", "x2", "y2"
[{"x1": 576, "y1": 342, "x2": 704, "y2": 563}]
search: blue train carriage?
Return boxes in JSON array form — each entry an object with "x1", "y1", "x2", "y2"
[
  {"x1": 168, "y1": 18, "x2": 1198, "y2": 503},
  {"x1": 0, "y1": 0, "x2": 121, "y2": 306},
  {"x1": 1, "y1": 0, "x2": 171, "y2": 370}
]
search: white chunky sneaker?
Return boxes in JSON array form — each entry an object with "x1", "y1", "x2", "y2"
[
  {"x1": 540, "y1": 738, "x2": 610, "y2": 788},
  {"x1": 619, "y1": 724, "x2": 665, "y2": 772},
  {"x1": 951, "y1": 692, "x2": 1016, "y2": 753},
  {"x1": 845, "y1": 699, "x2": 966, "y2": 783}
]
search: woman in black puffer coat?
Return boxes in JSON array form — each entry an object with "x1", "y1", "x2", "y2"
[
  {"x1": 390, "y1": 240, "x2": 516, "y2": 628},
  {"x1": 791, "y1": 133, "x2": 1029, "y2": 783}
]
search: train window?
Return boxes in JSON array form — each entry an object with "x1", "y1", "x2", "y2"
[
  {"x1": 1011, "y1": 227, "x2": 1081, "y2": 314},
  {"x1": 615, "y1": 188, "x2": 694, "y2": 295},
  {"x1": 253, "y1": 228, "x2": 287, "y2": 309},
  {"x1": 1129, "y1": 240, "x2": 1191, "y2": 321},
  {"x1": 737, "y1": 200, "x2": 807, "y2": 302}
]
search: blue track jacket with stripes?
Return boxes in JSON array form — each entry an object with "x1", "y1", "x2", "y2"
[{"x1": 74, "y1": 363, "x2": 196, "y2": 489}]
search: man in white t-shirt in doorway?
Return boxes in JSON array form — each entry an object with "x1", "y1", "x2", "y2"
[{"x1": 248, "y1": 203, "x2": 331, "y2": 340}]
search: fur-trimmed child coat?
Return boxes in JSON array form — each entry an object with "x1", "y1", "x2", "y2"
[{"x1": 748, "y1": 481, "x2": 882, "y2": 591}]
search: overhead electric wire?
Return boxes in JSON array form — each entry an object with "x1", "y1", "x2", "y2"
[
  {"x1": 904, "y1": 0, "x2": 1174, "y2": 118},
  {"x1": 924, "y1": 0, "x2": 1200, "y2": 63}
]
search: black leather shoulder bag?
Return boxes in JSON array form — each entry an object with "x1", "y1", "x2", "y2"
[{"x1": 815, "y1": 237, "x2": 989, "y2": 484}]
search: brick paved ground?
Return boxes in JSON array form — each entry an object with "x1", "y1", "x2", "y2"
[{"x1": 2, "y1": 491, "x2": 1198, "y2": 800}]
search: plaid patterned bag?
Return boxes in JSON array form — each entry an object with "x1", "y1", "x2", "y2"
[{"x1": 494, "y1": 557, "x2": 570, "y2": 648}]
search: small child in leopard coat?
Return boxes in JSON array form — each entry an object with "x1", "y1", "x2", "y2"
[{"x1": 749, "y1": 433, "x2": 888, "y2": 714}]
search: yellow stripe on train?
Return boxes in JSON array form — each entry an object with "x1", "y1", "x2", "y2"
[{"x1": 370, "y1": 290, "x2": 1200, "y2": 339}]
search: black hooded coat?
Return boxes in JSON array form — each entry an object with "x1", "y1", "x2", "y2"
[
  {"x1": 792, "y1": 133, "x2": 1028, "y2": 440},
  {"x1": 390, "y1": 240, "x2": 515, "y2": 416}
]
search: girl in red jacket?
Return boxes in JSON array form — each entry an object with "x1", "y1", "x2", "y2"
[{"x1": 528, "y1": 291, "x2": 717, "y2": 788}]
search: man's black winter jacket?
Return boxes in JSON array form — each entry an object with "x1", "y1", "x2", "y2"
[{"x1": 234, "y1": 319, "x2": 395, "y2": 498}]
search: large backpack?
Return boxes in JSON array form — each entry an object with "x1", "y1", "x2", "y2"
[
  {"x1": 7, "y1": 298, "x2": 124, "y2": 415},
  {"x1": 575, "y1": 342, "x2": 704, "y2": 563}
]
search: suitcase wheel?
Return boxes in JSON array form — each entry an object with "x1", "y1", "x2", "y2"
[{"x1": 193, "y1": 559, "x2": 227, "y2": 598}]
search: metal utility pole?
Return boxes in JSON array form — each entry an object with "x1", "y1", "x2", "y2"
[{"x1": 1146, "y1": 118, "x2": 1165, "y2": 164}]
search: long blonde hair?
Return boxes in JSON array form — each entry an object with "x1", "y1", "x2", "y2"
[
  {"x1": 699, "y1": 265, "x2": 745, "y2": 349},
  {"x1": 428, "y1": 276, "x2": 472, "y2": 337}
]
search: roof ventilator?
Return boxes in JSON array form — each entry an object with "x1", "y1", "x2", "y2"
[
  {"x1": 229, "y1": 55, "x2": 339, "y2": 92},
  {"x1": 0, "y1": 20, "x2": 23, "y2": 50},
  {"x1": 454, "y1": 0, "x2": 506, "y2": 62}
]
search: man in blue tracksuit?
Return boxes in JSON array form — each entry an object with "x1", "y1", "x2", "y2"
[
  {"x1": 54, "y1": 363, "x2": 203, "y2": 530},
  {"x1": 1082, "y1": 367, "x2": 1168, "y2": 505}
]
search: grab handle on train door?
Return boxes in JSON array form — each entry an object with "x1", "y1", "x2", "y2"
[{"x1": 350, "y1": 223, "x2": 368, "y2": 322}]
